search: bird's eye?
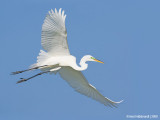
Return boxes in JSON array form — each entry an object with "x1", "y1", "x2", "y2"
[{"x1": 91, "y1": 57, "x2": 94, "y2": 59}]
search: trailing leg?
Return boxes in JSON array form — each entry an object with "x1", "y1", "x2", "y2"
[
  {"x1": 16, "y1": 71, "x2": 50, "y2": 84},
  {"x1": 11, "y1": 65, "x2": 49, "y2": 75}
]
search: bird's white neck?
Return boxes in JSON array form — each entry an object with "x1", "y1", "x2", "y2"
[{"x1": 72, "y1": 56, "x2": 88, "y2": 71}]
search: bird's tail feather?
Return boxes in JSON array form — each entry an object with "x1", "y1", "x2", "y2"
[{"x1": 30, "y1": 50, "x2": 49, "y2": 68}]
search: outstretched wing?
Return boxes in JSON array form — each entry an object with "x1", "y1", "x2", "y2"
[
  {"x1": 41, "y1": 8, "x2": 70, "y2": 55},
  {"x1": 59, "y1": 67, "x2": 122, "y2": 107}
]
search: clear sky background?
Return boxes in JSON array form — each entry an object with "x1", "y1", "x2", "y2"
[{"x1": 1, "y1": 0, "x2": 160, "y2": 120}]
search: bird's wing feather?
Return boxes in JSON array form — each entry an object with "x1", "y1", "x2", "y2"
[
  {"x1": 41, "y1": 8, "x2": 70, "y2": 55},
  {"x1": 59, "y1": 67, "x2": 122, "y2": 107}
]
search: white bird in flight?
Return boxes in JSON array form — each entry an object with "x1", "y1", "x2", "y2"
[{"x1": 12, "y1": 8, "x2": 122, "y2": 107}]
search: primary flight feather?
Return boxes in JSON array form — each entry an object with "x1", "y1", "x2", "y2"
[{"x1": 12, "y1": 8, "x2": 123, "y2": 107}]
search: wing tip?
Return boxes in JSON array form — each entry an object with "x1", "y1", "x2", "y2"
[
  {"x1": 111, "y1": 99, "x2": 123, "y2": 108},
  {"x1": 47, "y1": 8, "x2": 66, "y2": 22},
  {"x1": 116, "y1": 99, "x2": 124, "y2": 104},
  {"x1": 105, "y1": 97, "x2": 123, "y2": 108}
]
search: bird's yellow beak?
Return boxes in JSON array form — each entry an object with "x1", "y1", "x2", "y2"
[{"x1": 94, "y1": 59, "x2": 104, "y2": 64}]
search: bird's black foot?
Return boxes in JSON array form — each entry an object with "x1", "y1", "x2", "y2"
[
  {"x1": 11, "y1": 71, "x2": 24, "y2": 75},
  {"x1": 16, "y1": 78, "x2": 28, "y2": 84}
]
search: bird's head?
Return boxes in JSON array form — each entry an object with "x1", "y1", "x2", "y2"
[{"x1": 83, "y1": 55, "x2": 104, "y2": 64}]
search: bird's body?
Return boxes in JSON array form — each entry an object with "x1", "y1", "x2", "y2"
[
  {"x1": 34, "y1": 50, "x2": 88, "y2": 71},
  {"x1": 13, "y1": 8, "x2": 122, "y2": 107},
  {"x1": 36, "y1": 50, "x2": 76, "y2": 68}
]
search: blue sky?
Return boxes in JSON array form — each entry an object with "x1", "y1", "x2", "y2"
[{"x1": 1, "y1": 0, "x2": 160, "y2": 120}]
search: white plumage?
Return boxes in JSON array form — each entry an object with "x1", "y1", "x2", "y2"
[
  {"x1": 14, "y1": 8, "x2": 123, "y2": 108},
  {"x1": 59, "y1": 67, "x2": 122, "y2": 107},
  {"x1": 41, "y1": 8, "x2": 69, "y2": 55}
]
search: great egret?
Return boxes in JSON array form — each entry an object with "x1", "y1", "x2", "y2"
[{"x1": 12, "y1": 8, "x2": 123, "y2": 107}]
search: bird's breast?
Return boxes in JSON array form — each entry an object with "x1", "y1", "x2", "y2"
[{"x1": 58, "y1": 56, "x2": 76, "y2": 67}]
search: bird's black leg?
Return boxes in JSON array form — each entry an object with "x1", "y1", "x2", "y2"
[
  {"x1": 16, "y1": 71, "x2": 50, "y2": 84},
  {"x1": 11, "y1": 65, "x2": 48, "y2": 75}
]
